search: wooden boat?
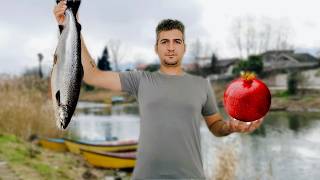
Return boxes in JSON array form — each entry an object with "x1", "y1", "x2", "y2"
[
  {"x1": 39, "y1": 138, "x2": 67, "y2": 152},
  {"x1": 81, "y1": 149, "x2": 136, "y2": 169},
  {"x1": 64, "y1": 139, "x2": 138, "y2": 154},
  {"x1": 111, "y1": 96, "x2": 125, "y2": 104}
]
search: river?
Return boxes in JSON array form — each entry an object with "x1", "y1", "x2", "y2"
[{"x1": 67, "y1": 101, "x2": 320, "y2": 180}]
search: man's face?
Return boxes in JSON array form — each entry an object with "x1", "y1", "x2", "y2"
[{"x1": 155, "y1": 29, "x2": 186, "y2": 67}]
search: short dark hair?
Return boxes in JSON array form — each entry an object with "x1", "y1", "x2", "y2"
[{"x1": 155, "y1": 19, "x2": 185, "y2": 45}]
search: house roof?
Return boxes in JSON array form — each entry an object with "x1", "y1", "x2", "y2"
[
  {"x1": 290, "y1": 53, "x2": 319, "y2": 63},
  {"x1": 216, "y1": 58, "x2": 240, "y2": 67},
  {"x1": 261, "y1": 50, "x2": 295, "y2": 56}
]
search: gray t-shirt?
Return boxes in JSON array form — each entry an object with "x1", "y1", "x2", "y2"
[{"x1": 119, "y1": 70, "x2": 218, "y2": 179}]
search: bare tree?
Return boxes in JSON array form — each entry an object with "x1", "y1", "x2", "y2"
[
  {"x1": 190, "y1": 39, "x2": 213, "y2": 61},
  {"x1": 230, "y1": 16, "x2": 294, "y2": 58},
  {"x1": 274, "y1": 23, "x2": 293, "y2": 50},
  {"x1": 190, "y1": 38, "x2": 202, "y2": 61},
  {"x1": 189, "y1": 39, "x2": 215, "y2": 76},
  {"x1": 231, "y1": 18, "x2": 244, "y2": 58},
  {"x1": 258, "y1": 22, "x2": 272, "y2": 53},
  {"x1": 108, "y1": 39, "x2": 126, "y2": 71},
  {"x1": 231, "y1": 16, "x2": 260, "y2": 57},
  {"x1": 244, "y1": 16, "x2": 257, "y2": 56}
]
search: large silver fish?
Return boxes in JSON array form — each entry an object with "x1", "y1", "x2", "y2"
[{"x1": 51, "y1": 0, "x2": 83, "y2": 129}]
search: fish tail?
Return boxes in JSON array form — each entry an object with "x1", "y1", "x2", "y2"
[{"x1": 66, "y1": 0, "x2": 81, "y2": 16}]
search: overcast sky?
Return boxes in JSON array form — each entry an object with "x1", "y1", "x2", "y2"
[{"x1": 1, "y1": 0, "x2": 320, "y2": 75}]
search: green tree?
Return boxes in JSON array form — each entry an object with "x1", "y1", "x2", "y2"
[
  {"x1": 211, "y1": 53, "x2": 218, "y2": 73},
  {"x1": 144, "y1": 64, "x2": 160, "y2": 72},
  {"x1": 232, "y1": 55, "x2": 263, "y2": 75},
  {"x1": 97, "y1": 46, "x2": 112, "y2": 71},
  {"x1": 287, "y1": 71, "x2": 307, "y2": 95}
]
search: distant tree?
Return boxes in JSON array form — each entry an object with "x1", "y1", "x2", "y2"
[
  {"x1": 211, "y1": 53, "x2": 218, "y2": 73},
  {"x1": 287, "y1": 71, "x2": 298, "y2": 95},
  {"x1": 38, "y1": 53, "x2": 43, "y2": 78},
  {"x1": 97, "y1": 46, "x2": 112, "y2": 71},
  {"x1": 232, "y1": 55, "x2": 263, "y2": 75},
  {"x1": 316, "y1": 49, "x2": 320, "y2": 59},
  {"x1": 109, "y1": 39, "x2": 126, "y2": 72},
  {"x1": 230, "y1": 16, "x2": 294, "y2": 58},
  {"x1": 287, "y1": 71, "x2": 308, "y2": 95},
  {"x1": 82, "y1": 47, "x2": 113, "y2": 92},
  {"x1": 144, "y1": 64, "x2": 160, "y2": 72},
  {"x1": 23, "y1": 67, "x2": 39, "y2": 77},
  {"x1": 82, "y1": 82, "x2": 95, "y2": 91},
  {"x1": 189, "y1": 38, "x2": 214, "y2": 75}
]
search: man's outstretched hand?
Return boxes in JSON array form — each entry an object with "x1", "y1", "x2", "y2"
[
  {"x1": 226, "y1": 117, "x2": 264, "y2": 133},
  {"x1": 53, "y1": 0, "x2": 67, "y2": 25}
]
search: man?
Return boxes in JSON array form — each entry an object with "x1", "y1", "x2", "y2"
[{"x1": 54, "y1": 1, "x2": 263, "y2": 179}]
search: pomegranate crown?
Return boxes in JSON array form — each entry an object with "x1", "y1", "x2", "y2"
[{"x1": 240, "y1": 71, "x2": 256, "y2": 82}]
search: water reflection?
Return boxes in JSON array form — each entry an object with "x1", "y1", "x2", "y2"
[
  {"x1": 68, "y1": 102, "x2": 140, "y2": 141},
  {"x1": 68, "y1": 102, "x2": 320, "y2": 179},
  {"x1": 76, "y1": 101, "x2": 139, "y2": 116},
  {"x1": 202, "y1": 111, "x2": 320, "y2": 179}
]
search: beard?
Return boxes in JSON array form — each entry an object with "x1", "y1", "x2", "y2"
[{"x1": 163, "y1": 58, "x2": 179, "y2": 67}]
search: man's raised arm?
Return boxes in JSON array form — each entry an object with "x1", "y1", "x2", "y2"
[
  {"x1": 53, "y1": 0, "x2": 122, "y2": 92},
  {"x1": 80, "y1": 35, "x2": 122, "y2": 91}
]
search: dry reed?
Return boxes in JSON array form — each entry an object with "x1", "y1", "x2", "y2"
[
  {"x1": 212, "y1": 144, "x2": 238, "y2": 180},
  {"x1": 0, "y1": 75, "x2": 62, "y2": 139}
]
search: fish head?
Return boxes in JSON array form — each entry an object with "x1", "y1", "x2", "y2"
[{"x1": 56, "y1": 105, "x2": 73, "y2": 130}]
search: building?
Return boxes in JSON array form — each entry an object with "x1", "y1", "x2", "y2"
[{"x1": 262, "y1": 50, "x2": 320, "y2": 72}]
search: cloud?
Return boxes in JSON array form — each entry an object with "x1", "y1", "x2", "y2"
[
  {"x1": 1, "y1": 0, "x2": 320, "y2": 75},
  {"x1": 0, "y1": 0, "x2": 204, "y2": 75}
]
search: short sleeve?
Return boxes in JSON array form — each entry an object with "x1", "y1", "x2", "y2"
[
  {"x1": 119, "y1": 71, "x2": 143, "y2": 97},
  {"x1": 202, "y1": 79, "x2": 219, "y2": 116}
]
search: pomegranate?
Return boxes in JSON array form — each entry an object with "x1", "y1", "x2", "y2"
[{"x1": 224, "y1": 72, "x2": 271, "y2": 122}]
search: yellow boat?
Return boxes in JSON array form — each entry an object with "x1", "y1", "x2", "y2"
[
  {"x1": 39, "y1": 138, "x2": 67, "y2": 152},
  {"x1": 81, "y1": 149, "x2": 136, "y2": 169},
  {"x1": 64, "y1": 139, "x2": 138, "y2": 154}
]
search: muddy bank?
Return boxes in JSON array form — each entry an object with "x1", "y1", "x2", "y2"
[{"x1": 0, "y1": 134, "x2": 130, "y2": 180}]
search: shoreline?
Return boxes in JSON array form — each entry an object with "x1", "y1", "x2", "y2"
[{"x1": 0, "y1": 134, "x2": 131, "y2": 179}]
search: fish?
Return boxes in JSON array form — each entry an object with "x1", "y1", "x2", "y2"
[{"x1": 51, "y1": 0, "x2": 83, "y2": 130}]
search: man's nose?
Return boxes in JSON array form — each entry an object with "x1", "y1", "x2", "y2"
[{"x1": 167, "y1": 42, "x2": 175, "y2": 51}]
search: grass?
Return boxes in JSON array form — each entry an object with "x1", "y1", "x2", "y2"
[
  {"x1": 0, "y1": 75, "x2": 130, "y2": 179},
  {"x1": 79, "y1": 87, "x2": 135, "y2": 104},
  {"x1": 0, "y1": 134, "x2": 107, "y2": 179},
  {"x1": 272, "y1": 90, "x2": 290, "y2": 98},
  {"x1": 0, "y1": 76, "x2": 62, "y2": 140}
]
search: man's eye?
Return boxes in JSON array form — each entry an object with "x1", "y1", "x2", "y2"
[
  {"x1": 176, "y1": 40, "x2": 182, "y2": 44},
  {"x1": 160, "y1": 41, "x2": 167, "y2": 44}
]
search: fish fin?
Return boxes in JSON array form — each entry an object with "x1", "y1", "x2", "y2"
[
  {"x1": 76, "y1": 22, "x2": 82, "y2": 32},
  {"x1": 66, "y1": 0, "x2": 81, "y2": 15},
  {"x1": 50, "y1": 54, "x2": 57, "y2": 76},
  {"x1": 53, "y1": 54, "x2": 58, "y2": 65},
  {"x1": 55, "y1": 91, "x2": 61, "y2": 106}
]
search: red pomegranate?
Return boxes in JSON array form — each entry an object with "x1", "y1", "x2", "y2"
[{"x1": 224, "y1": 72, "x2": 271, "y2": 122}]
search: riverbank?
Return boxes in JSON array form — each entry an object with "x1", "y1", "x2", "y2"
[
  {"x1": 58, "y1": 73, "x2": 320, "y2": 114},
  {"x1": 79, "y1": 88, "x2": 135, "y2": 104},
  {"x1": 270, "y1": 94, "x2": 320, "y2": 112},
  {"x1": 0, "y1": 134, "x2": 130, "y2": 180},
  {"x1": 79, "y1": 85, "x2": 320, "y2": 112},
  {"x1": 0, "y1": 76, "x2": 60, "y2": 139}
]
